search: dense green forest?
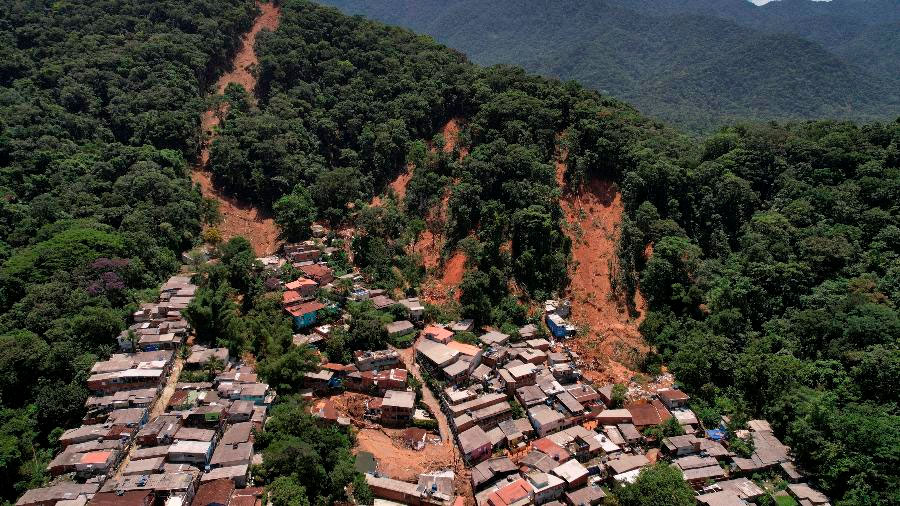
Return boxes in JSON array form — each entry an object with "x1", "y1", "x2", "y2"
[
  {"x1": 0, "y1": 0, "x2": 258, "y2": 500},
  {"x1": 316, "y1": 0, "x2": 900, "y2": 132},
  {"x1": 209, "y1": 0, "x2": 694, "y2": 319},
  {"x1": 614, "y1": 121, "x2": 900, "y2": 504},
  {"x1": 2, "y1": 0, "x2": 899, "y2": 504}
]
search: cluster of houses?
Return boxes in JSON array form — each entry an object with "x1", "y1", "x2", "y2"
[
  {"x1": 301, "y1": 347, "x2": 421, "y2": 428},
  {"x1": 16, "y1": 276, "x2": 273, "y2": 506},
  {"x1": 275, "y1": 240, "x2": 341, "y2": 330},
  {"x1": 405, "y1": 315, "x2": 829, "y2": 506},
  {"x1": 296, "y1": 289, "x2": 831, "y2": 506},
  {"x1": 19, "y1": 230, "x2": 831, "y2": 506}
]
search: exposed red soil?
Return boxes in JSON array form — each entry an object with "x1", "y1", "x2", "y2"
[
  {"x1": 370, "y1": 163, "x2": 413, "y2": 208},
  {"x1": 319, "y1": 392, "x2": 376, "y2": 422},
  {"x1": 420, "y1": 248, "x2": 467, "y2": 304},
  {"x1": 557, "y1": 150, "x2": 649, "y2": 385},
  {"x1": 413, "y1": 119, "x2": 470, "y2": 305},
  {"x1": 192, "y1": 171, "x2": 280, "y2": 256},
  {"x1": 415, "y1": 230, "x2": 442, "y2": 272},
  {"x1": 217, "y1": 2, "x2": 280, "y2": 95},
  {"x1": 191, "y1": 1, "x2": 282, "y2": 256},
  {"x1": 319, "y1": 391, "x2": 466, "y2": 495},
  {"x1": 371, "y1": 117, "x2": 464, "y2": 209},
  {"x1": 442, "y1": 251, "x2": 466, "y2": 287},
  {"x1": 441, "y1": 118, "x2": 468, "y2": 158},
  {"x1": 355, "y1": 428, "x2": 457, "y2": 483}
]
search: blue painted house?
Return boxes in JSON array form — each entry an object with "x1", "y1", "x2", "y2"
[
  {"x1": 546, "y1": 313, "x2": 575, "y2": 338},
  {"x1": 286, "y1": 301, "x2": 325, "y2": 329},
  {"x1": 239, "y1": 383, "x2": 269, "y2": 406}
]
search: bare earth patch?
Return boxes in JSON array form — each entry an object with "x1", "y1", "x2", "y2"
[
  {"x1": 440, "y1": 117, "x2": 468, "y2": 158},
  {"x1": 414, "y1": 119, "x2": 470, "y2": 304},
  {"x1": 557, "y1": 151, "x2": 649, "y2": 385},
  {"x1": 191, "y1": 1, "x2": 281, "y2": 256},
  {"x1": 355, "y1": 428, "x2": 457, "y2": 483},
  {"x1": 216, "y1": 2, "x2": 280, "y2": 95},
  {"x1": 370, "y1": 163, "x2": 413, "y2": 208}
]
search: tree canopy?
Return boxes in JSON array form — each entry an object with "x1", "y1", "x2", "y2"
[{"x1": 0, "y1": 0, "x2": 258, "y2": 499}]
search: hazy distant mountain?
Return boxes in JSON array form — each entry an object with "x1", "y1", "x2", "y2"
[{"x1": 316, "y1": 0, "x2": 900, "y2": 130}]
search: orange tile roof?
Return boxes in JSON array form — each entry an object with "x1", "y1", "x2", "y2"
[
  {"x1": 447, "y1": 340, "x2": 481, "y2": 356},
  {"x1": 652, "y1": 399, "x2": 673, "y2": 422},
  {"x1": 423, "y1": 325, "x2": 454, "y2": 342},
  {"x1": 322, "y1": 362, "x2": 352, "y2": 371},
  {"x1": 193, "y1": 478, "x2": 235, "y2": 506},
  {"x1": 488, "y1": 478, "x2": 533, "y2": 506},
  {"x1": 532, "y1": 438, "x2": 571, "y2": 462},
  {"x1": 626, "y1": 402, "x2": 660, "y2": 426},
  {"x1": 626, "y1": 400, "x2": 672, "y2": 427},
  {"x1": 285, "y1": 301, "x2": 325, "y2": 317},
  {"x1": 286, "y1": 278, "x2": 317, "y2": 290},
  {"x1": 658, "y1": 389, "x2": 690, "y2": 402},
  {"x1": 282, "y1": 290, "x2": 301, "y2": 305},
  {"x1": 81, "y1": 451, "x2": 112, "y2": 464},
  {"x1": 300, "y1": 264, "x2": 331, "y2": 278}
]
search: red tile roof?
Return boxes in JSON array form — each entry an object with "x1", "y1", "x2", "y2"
[
  {"x1": 282, "y1": 290, "x2": 301, "y2": 305},
  {"x1": 652, "y1": 399, "x2": 673, "y2": 422},
  {"x1": 532, "y1": 438, "x2": 571, "y2": 463},
  {"x1": 423, "y1": 325, "x2": 454, "y2": 343},
  {"x1": 89, "y1": 491, "x2": 153, "y2": 506},
  {"x1": 446, "y1": 340, "x2": 481, "y2": 356},
  {"x1": 286, "y1": 278, "x2": 317, "y2": 290},
  {"x1": 658, "y1": 389, "x2": 690, "y2": 402},
  {"x1": 192, "y1": 479, "x2": 235, "y2": 506},
  {"x1": 285, "y1": 301, "x2": 325, "y2": 317},
  {"x1": 626, "y1": 400, "x2": 672, "y2": 427},
  {"x1": 488, "y1": 478, "x2": 533, "y2": 506},
  {"x1": 300, "y1": 264, "x2": 332, "y2": 279},
  {"x1": 80, "y1": 451, "x2": 112, "y2": 464},
  {"x1": 230, "y1": 497, "x2": 256, "y2": 506}
]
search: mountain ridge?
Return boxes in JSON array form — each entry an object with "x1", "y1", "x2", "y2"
[{"x1": 316, "y1": 0, "x2": 900, "y2": 130}]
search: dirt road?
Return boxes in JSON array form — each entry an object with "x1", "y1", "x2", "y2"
[
  {"x1": 112, "y1": 356, "x2": 184, "y2": 480},
  {"x1": 192, "y1": 1, "x2": 281, "y2": 256},
  {"x1": 394, "y1": 342, "x2": 451, "y2": 442},
  {"x1": 393, "y1": 342, "x2": 474, "y2": 502}
]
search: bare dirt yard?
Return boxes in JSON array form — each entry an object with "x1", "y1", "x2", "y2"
[
  {"x1": 557, "y1": 151, "x2": 649, "y2": 385},
  {"x1": 355, "y1": 428, "x2": 457, "y2": 482},
  {"x1": 191, "y1": 1, "x2": 281, "y2": 256}
]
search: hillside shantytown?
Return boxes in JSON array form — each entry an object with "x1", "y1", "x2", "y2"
[
  {"x1": 17, "y1": 274, "x2": 272, "y2": 506},
  {"x1": 2, "y1": 0, "x2": 898, "y2": 505},
  {"x1": 16, "y1": 227, "x2": 831, "y2": 506}
]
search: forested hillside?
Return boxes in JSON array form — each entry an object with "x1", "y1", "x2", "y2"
[
  {"x1": 0, "y1": 0, "x2": 257, "y2": 500},
  {"x1": 612, "y1": 122, "x2": 900, "y2": 505},
  {"x1": 210, "y1": 2, "x2": 899, "y2": 503},
  {"x1": 2, "y1": 0, "x2": 899, "y2": 504},
  {"x1": 316, "y1": 0, "x2": 900, "y2": 131},
  {"x1": 208, "y1": 0, "x2": 688, "y2": 317}
]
